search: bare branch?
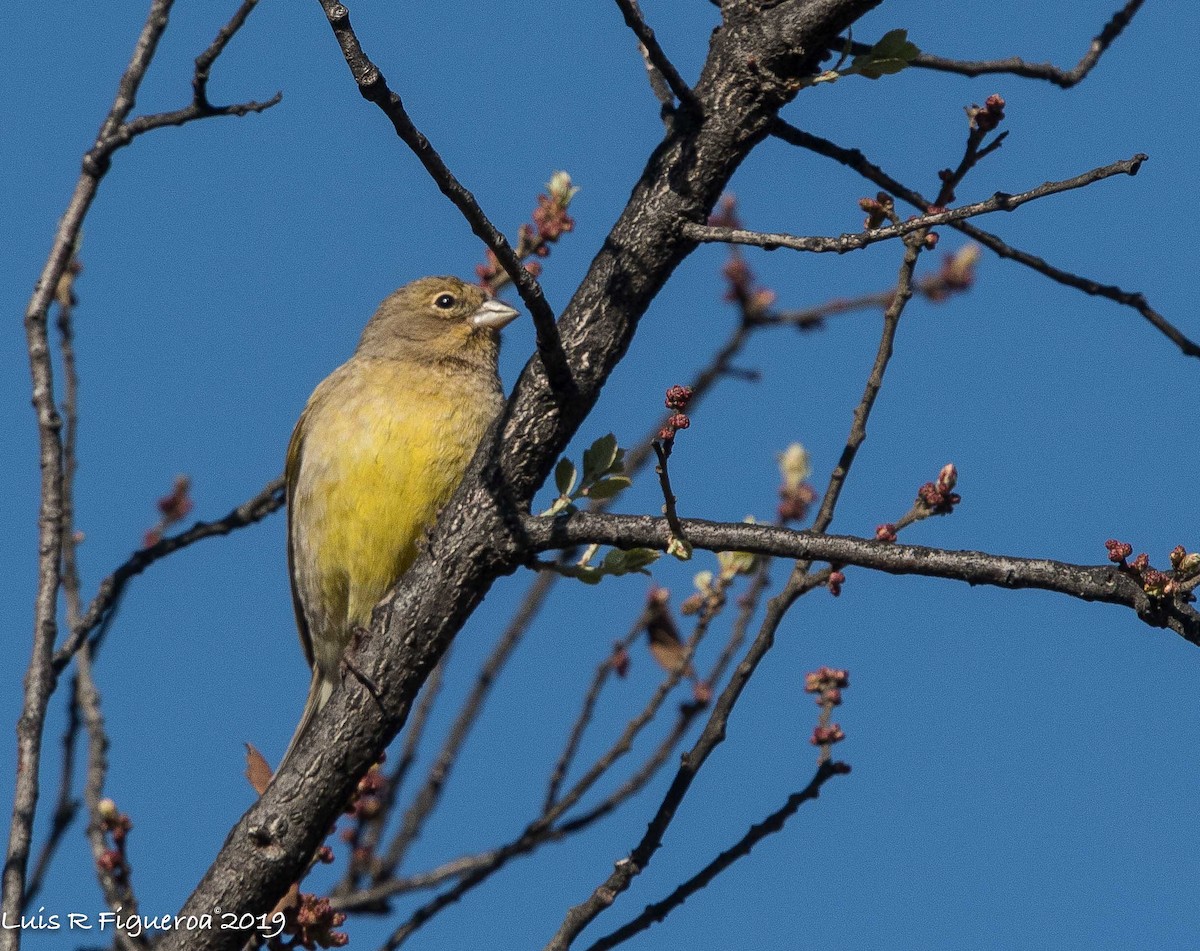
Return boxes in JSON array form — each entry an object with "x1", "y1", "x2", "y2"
[
  {"x1": 52, "y1": 479, "x2": 285, "y2": 672},
  {"x1": 651, "y1": 442, "x2": 688, "y2": 552},
  {"x1": 543, "y1": 544, "x2": 815, "y2": 949},
  {"x1": 841, "y1": 0, "x2": 1145, "y2": 89},
  {"x1": 681, "y1": 153, "x2": 1146, "y2": 255},
  {"x1": 5, "y1": 1, "x2": 275, "y2": 928},
  {"x1": 612, "y1": 0, "x2": 699, "y2": 111},
  {"x1": 527, "y1": 513, "x2": 1200, "y2": 643},
  {"x1": 24, "y1": 262, "x2": 85, "y2": 910},
  {"x1": 315, "y1": 0, "x2": 569, "y2": 391},
  {"x1": 584, "y1": 761, "x2": 848, "y2": 951},
  {"x1": 812, "y1": 237, "x2": 922, "y2": 534},
  {"x1": 772, "y1": 121, "x2": 1200, "y2": 360},
  {"x1": 76, "y1": 648, "x2": 146, "y2": 951},
  {"x1": 193, "y1": 0, "x2": 266, "y2": 107},
  {"x1": 370, "y1": 602, "x2": 532, "y2": 883}
]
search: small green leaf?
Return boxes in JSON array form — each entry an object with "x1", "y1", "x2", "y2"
[
  {"x1": 603, "y1": 548, "x2": 661, "y2": 575},
  {"x1": 584, "y1": 475, "x2": 632, "y2": 501},
  {"x1": 552, "y1": 547, "x2": 659, "y2": 584},
  {"x1": 554, "y1": 457, "x2": 577, "y2": 497},
  {"x1": 717, "y1": 549, "x2": 756, "y2": 577},
  {"x1": 850, "y1": 28, "x2": 920, "y2": 80},
  {"x1": 582, "y1": 433, "x2": 619, "y2": 485}
]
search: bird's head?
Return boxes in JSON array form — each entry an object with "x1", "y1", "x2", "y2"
[{"x1": 356, "y1": 276, "x2": 520, "y2": 364}]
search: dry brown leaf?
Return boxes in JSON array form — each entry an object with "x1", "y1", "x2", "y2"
[{"x1": 245, "y1": 742, "x2": 273, "y2": 796}]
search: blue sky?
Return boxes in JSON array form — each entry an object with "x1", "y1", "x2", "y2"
[{"x1": 4, "y1": 2, "x2": 1198, "y2": 949}]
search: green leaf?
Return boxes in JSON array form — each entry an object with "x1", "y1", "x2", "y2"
[
  {"x1": 581, "y1": 433, "x2": 619, "y2": 485},
  {"x1": 554, "y1": 457, "x2": 577, "y2": 497},
  {"x1": 717, "y1": 549, "x2": 756, "y2": 576},
  {"x1": 584, "y1": 475, "x2": 632, "y2": 501},
  {"x1": 602, "y1": 548, "x2": 661, "y2": 575},
  {"x1": 553, "y1": 548, "x2": 658, "y2": 584},
  {"x1": 850, "y1": 28, "x2": 920, "y2": 79}
]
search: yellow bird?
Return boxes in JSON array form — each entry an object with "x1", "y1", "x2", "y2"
[{"x1": 279, "y1": 276, "x2": 519, "y2": 772}]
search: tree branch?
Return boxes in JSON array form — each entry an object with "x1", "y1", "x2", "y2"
[
  {"x1": 840, "y1": 0, "x2": 1145, "y2": 89},
  {"x1": 526, "y1": 512, "x2": 1200, "y2": 644},
  {"x1": 51, "y1": 479, "x2": 285, "y2": 673},
  {"x1": 583, "y1": 760, "x2": 848, "y2": 951},
  {"x1": 681, "y1": 153, "x2": 1146, "y2": 255},
  {"x1": 612, "y1": 0, "x2": 699, "y2": 112},
  {"x1": 771, "y1": 121, "x2": 1200, "y2": 360},
  {"x1": 315, "y1": 0, "x2": 569, "y2": 392},
  {"x1": 7, "y1": 0, "x2": 274, "y2": 934}
]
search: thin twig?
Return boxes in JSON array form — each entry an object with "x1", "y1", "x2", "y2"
[
  {"x1": 52, "y1": 479, "x2": 285, "y2": 671},
  {"x1": 651, "y1": 441, "x2": 688, "y2": 551},
  {"x1": 373, "y1": 626, "x2": 709, "y2": 947},
  {"x1": 771, "y1": 121, "x2": 1200, "y2": 360},
  {"x1": 812, "y1": 239, "x2": 923, "y2": 534},
  {"x1": 544, "y1": 613, "x2": 646, "y2": 814},
  {"x1": 612, "y1": 0, "x2": 699, "y2": 111},
  {"x1": 584, "y1": 760, "x2": 847, "y2": 951},
  {"x1": 704, "y1": 560, "x2": 771, "y2": 689},
  {"x1": 316, "y1": 0, "x2": 569, "y2": 391},
  {"x1": 839, "y1": 0, "x2": 1144, "y2": 89},
  {"x1": 77, "y1": 647, "x2": 145, "y2": 951},
  {"x1": 24, "y1": 266, "x2": 85, "y2": 909},
  {"x1": 681, "y1": 153, "x2": 1146, "y2": 255},
  {"x1": 193, "y1": 0, "x2": 264, "y2": 107},
  {"x1": 541, "y1": 548, "x2": 814, "y2": 949}
]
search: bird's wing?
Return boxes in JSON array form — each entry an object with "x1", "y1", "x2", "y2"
[{"x1": 285, "y1": 406, "x2": 315, "y2": 669}]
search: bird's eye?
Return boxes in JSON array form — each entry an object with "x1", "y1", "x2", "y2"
[{"x1": 434, "y1": 293, "x2": 457, "y2": 310}]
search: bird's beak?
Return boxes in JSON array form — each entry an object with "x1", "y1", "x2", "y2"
[{"x1": 470, "y1": 298, "x2": 521, "y2": 331}]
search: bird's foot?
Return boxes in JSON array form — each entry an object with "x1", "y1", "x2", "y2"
[{"x1": 341, "y1": 625, "x2": 385, "y2": 712}]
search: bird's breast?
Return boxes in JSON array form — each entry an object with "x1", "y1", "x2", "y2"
[{"x1": 290, "y1": 358, "x2": 501, "y2": 636}]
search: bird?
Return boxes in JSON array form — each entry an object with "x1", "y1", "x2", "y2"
[{"x1": 278, "y1": 275, "x2": 519, "y2": 774}]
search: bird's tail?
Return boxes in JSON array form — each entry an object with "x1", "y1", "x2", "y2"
[{"x1": 275, "y1": 669, "x2": 335, "y2": 779}]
